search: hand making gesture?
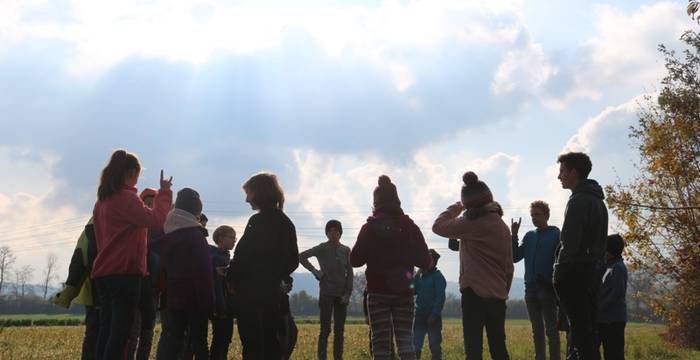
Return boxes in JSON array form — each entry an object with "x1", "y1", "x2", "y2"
[
  {"x1": 510, "y1": 217, "x2": 521, "y2": 236},
  {"x1": 160, "y1": 169, "x2": 173, "y2": 191}
]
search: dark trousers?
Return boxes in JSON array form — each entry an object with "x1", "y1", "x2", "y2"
[
  {"x1": 82, "y1": 305, "x2": 100, "y2": 360},
  {"x1": 236, "y1": 303, "x2": 282, "y2": 360},
  {"x1": 127, "y1": 279, "x2": 157, "y2": 360},
  {"x1": 525, "y1": 287, "x2": 560, "y2": 360},
  {"x1": 555, "y1": 265, "x2": 600, "y2": 360},
  {"x1": 461, "y1": 288, "x2": 509, "y2": 360},
  {"x1": 210, "y1": 315, "x2": 234, "y2": 360},
  {"x1": 413, "y1": 313, "x2": 442, "y2": 360},
  {"x1": 318, "y1": 295, "x2": 348, "y2": 360},
  {"x1": 96, "y1": 275, "x2": 141, "y2": 360},
  {"x1": 596, "y1": 322, "x2": 625, "y2": 360},
  {"x1": 156, "y1": 310, "x2": 209, "y2": 360}
]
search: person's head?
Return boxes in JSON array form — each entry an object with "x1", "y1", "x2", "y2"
[
  {"x1": 428, "y1": 249, "x2": 440, "y2": 271},
  {"x1": 325, "y1": 220, "x2": 343, "y2": 243},
  {"x1": 606, "y1": 234, "x2": 625, "y2": 260},
  {"x1": 98, "y1": 149, "x2": 141, "y2": 201},
  {"x1": 198, "y1": 213, "x2": 208, "y2": 227},
  {"x1": 529, "y1": 200, "x2": 550, "y2": 229},
  {"x1": 174, "y1": 187, "x2": 203, "y2": 217},
  {"x1": 557, "y1": 152, "x2": 592, "y2": 190},
  {"x1": 213, "y1": 225, "x2": 236, "y2": 251},
  {"x1": 242, "y1": 172, "x2": 285, "y2": 211},
  {"x1": 139, "y1": 188, "x2": 158, "y2": 208},
  {"x1": 461, "y1": 171, "x2": 493, "y2": 209},
  {"x1": 373, "y1": 175, "x2": 401, "y2": 213}
]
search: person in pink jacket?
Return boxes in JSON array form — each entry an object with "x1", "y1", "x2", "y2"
[
  {"x1": 91, "y1": 149, "x2": 173, "y2": 360},
  {"x1": 432, "y1": 171, "x2": 513, "y2": 360}
]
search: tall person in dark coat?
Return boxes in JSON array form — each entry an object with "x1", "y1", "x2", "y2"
[
  {"x1": 554, "y1": 152, "x2": 608, "y2": 360},
  {"x1": 227, "y1": 172, "x2": 299, "y2": 360}
]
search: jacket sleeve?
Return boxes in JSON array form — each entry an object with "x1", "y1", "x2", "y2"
[
  {"x1": 557, "y1": 197, "x2": 586, "y2": 266},
  {"x1": 432, "y1": 272, "x2": 447, "y2": 316},
  {"x1": 119, "y1": 188, "x2": 172, "y2": 231},
  {"x1": 344, "y1": 251, "x2": 354, "y2": 300},
  {"x1": 299, "y1": 245, "x2": 321, "y2": 277},
  {"x1": 412, "y1": 226, "x2": 432, "y2": 269},
  {"x1": 192, "y1": 234, "x2": 214, "y2": 314},
  {"x1": 512, "y1": 233, "x2": 525, "y2": 263},
  {"x1": 350, "y1": 224, "x2": 370, "y2": 267},
  {"x1": 64, "y1": 228, "x2": 89, "y2": 287},
  {"x1": 283, "y1": 221, "x2": 300, "y2": 277},
  {"x1": 432, "y1": 205, "x2": 476, "y2": 239}
]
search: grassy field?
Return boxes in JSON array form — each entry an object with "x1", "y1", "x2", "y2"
[{"x1": 1, "y1": 320, "x2": 698, "y2": 359}]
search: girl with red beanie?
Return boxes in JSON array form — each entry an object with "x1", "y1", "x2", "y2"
[
  {"x1": 91, "y1": 150, "x2": 173, "y2": 360},
  {"x1": 350, "y1": 175, "x2": 432, "y2": 360}
]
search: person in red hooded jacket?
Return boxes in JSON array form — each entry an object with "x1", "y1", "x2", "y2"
[
  {"x1": 350, "y1": 175, "x2": 432, "y2": 360},
  {"x1": 91, "y1": 150, "x2": 172, "y2": 360}
]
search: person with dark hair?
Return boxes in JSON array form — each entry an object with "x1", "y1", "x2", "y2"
[
  {"x1": 152, "y1": 188, "x2": 213, "y2": 360},
  {"x1": 554, "y1": 152, "x2": 608, "y2": 360},
  {"x1": 413, "y1": 249, "x2": 446, "y2": 360},
  {"x1": 209, "y1": 225, "x2": 237, "y2": 360},
  {"x1": 299, "y1": 219, "x2": 354, "y2": 360},
  {"x1": 432, "y1": 171, "x2": 513, "y2": 360},
  {"x1": 227, "y1": 172, "x2": 299, "y2": 359},
  {"x1": 511, "y1": 200, "x2": 561, "y2": 360},
  {"x1": 596, "y1": 234, "x2": 627, "y2": 360},
  {"x1": 351, "y1": 175, "x2": 432, "y2": 360},
  {"x1": 92, "y1": 150, "x2": 173, "y2": 360}
]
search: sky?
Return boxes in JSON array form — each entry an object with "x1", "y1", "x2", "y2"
[{"x1": 0, "y1": 0, "x2": 696, "y2": 296}]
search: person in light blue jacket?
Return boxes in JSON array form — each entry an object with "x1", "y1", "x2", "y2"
[
  {"x1": 512, "y1": 200, "x2": 561, "y2": 360},
  {"x1": 413, "y1": 249, "x2": 446, "y2": 360}
]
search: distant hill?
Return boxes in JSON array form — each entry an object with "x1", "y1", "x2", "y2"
[{"x1": 291, "y1": 272, "x2": 526, "y2": 299}]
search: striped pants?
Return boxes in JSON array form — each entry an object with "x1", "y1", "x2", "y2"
[{"x1": 367, "y1": 294, "x2": 416, "y2": 360}]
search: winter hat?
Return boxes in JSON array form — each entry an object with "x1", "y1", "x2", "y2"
[
  {"x1": 373, "y1": 175, "x2": 401, "y2": 209},
  {"x1": 461, "y1": 171, "x2": 493, "y2": 209},
  {"x1": 174, "y1": 187, "x2": 203, "y2": 217},
  {"x1": 139, "y1": 188, "x2": 158, "y2": 201},
  {"x1": 325, "y1": 219, "x2": 343, "y2": 235}
]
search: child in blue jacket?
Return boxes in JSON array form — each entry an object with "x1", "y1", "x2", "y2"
[{"x1": 413, "y1": 249, "x2": 446, "y2": 360}]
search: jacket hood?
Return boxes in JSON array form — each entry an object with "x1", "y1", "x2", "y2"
[
  {"x1": 367, "y1": 212, "x2": 412, "y2": 224},
  {"x1": 164, "y1": 208, "x2": 203, "y2": 234},
  {"x1": 573, "y1": 179, "x2": 605, "y2": 200}
]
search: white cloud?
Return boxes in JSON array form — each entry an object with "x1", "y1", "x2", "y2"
[
  {"x1": 1, "y1": 0, "x2": 526, "y2": 91},
  {"x1": 491, "y1": 40, "x2": 558, "y2": 96}
]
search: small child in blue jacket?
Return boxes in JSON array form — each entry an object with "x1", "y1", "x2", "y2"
[
  {"x1": 596, "y1": 234, "x2": 627, "y2": 360},
  {"x1": 209, "y1": 225, "x2": 237, "y2": 360},
  {"x1": 413, "y1": 249, "x2": 446, "y2": 360}
]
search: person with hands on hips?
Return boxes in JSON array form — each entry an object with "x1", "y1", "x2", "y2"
[{"x1": 299, "y1": 219, "x2": 354, "y2": 360}]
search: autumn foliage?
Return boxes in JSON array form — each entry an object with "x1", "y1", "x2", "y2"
[{"x1": 606, "y1": 30, "x2": 700, "y2": 348}]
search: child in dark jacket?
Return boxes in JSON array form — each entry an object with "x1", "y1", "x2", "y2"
[
  {"x1": 350, "y1": 175, "x2": 432, "y2": 360},
  {"x1": 209, "y1": 225, "x2": 237, "y2": 360},
  {"x1": 152, "y1": 188, "x2": 213, "y2": 360},
  {"x1": 596, "y1": 234, "x2": 627, "y2": 360}
]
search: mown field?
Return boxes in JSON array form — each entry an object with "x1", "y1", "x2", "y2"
[{"x1": 1, "y1": 318, "x2": 699, "y2": 359}]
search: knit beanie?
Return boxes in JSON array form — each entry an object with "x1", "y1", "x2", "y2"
[
  {"x1": 325, "y1": 219, "x2": 343, "y2": 235},
  {"x1": 139, "y1": 188, "x2": 158, "y2": 201},
  {"x1": 461, "y1": 171, "x2": 493, "y2": 209},
  {"x1": 174, "y1": 187, "x2": 203, "y2": 217},
  {"x1": 373, "y1": 175, "x2": 401, "y2": 209}
]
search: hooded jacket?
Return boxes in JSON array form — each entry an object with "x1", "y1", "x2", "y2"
[
  {"x1": 414, "y1": 268, "x2": 447, "y2": 316},
  {"x1": 151, "y1": 208, "x2": 213, "y2": 313},
  {"x1": 555, "y1": 179, "x2": 609, "y2": 276},
  {"x1": 350, "y1": 211, "x2": 432, "y2": 296}
]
